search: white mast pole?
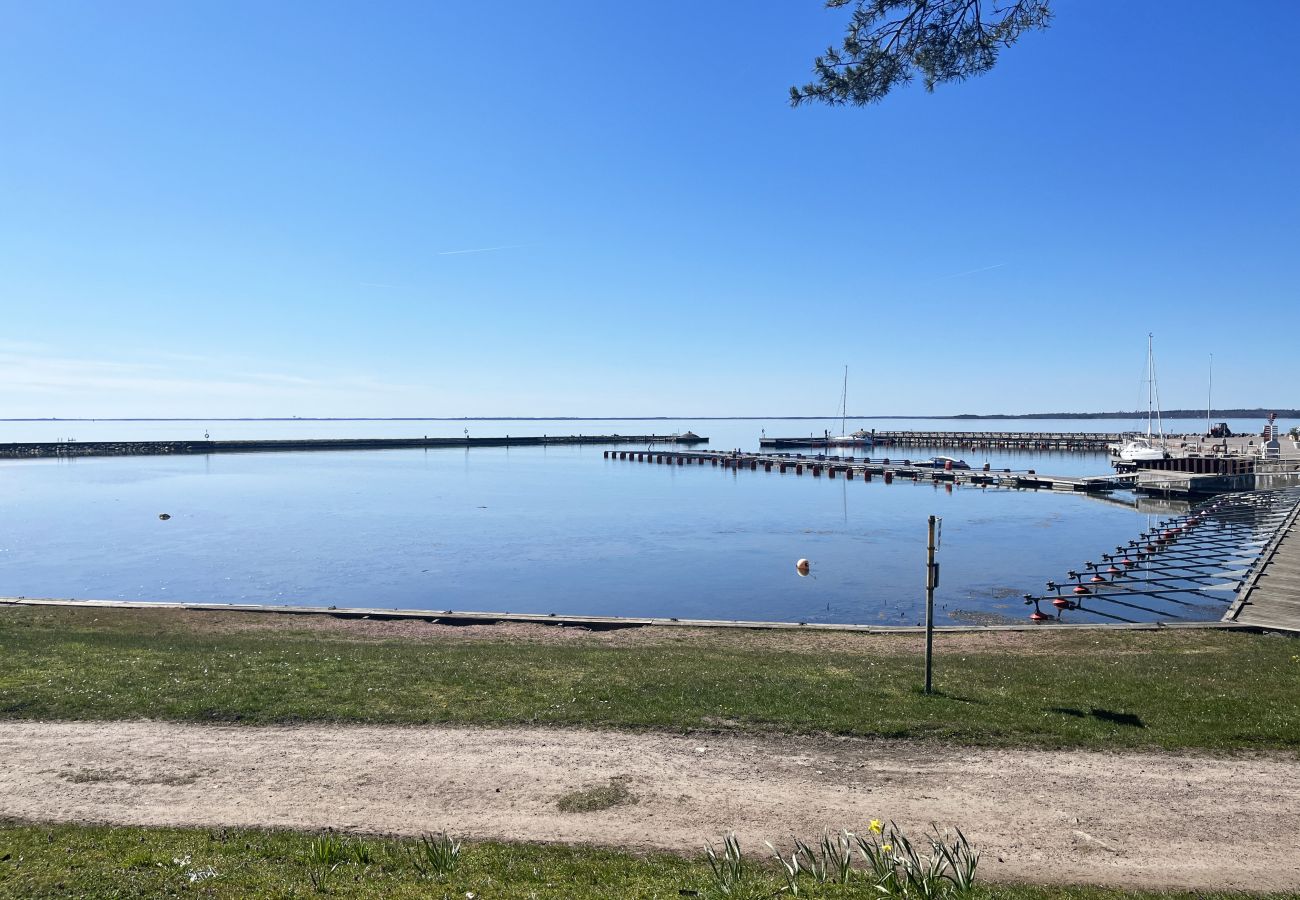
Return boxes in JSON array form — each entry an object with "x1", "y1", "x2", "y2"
[
  {"x1": 1151, "y1": 334, "x2": 1165, "y2": 445},
  {"x1": 841, "y1": 364, "x2": 848, "y2": 436},
  {"x1": 1146, "y1": 333, "x2": 1154, "y2": 439}
]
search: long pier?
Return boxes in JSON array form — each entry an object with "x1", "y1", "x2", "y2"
[
  {"x1": 604, "y1": 448, "x2": 1136, "y2": 493},
  {"x1": 1226, "y1": 492, "x2": 1300, "y2": 632},
  {"x1": 762, "y1": 431, "x2": 1125, "y2": 452},
  {"x1": 1, "y1": 433, "x2": 708, "y2": 459}
]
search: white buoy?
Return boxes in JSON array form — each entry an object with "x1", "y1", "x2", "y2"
[{"x1": 796, "y1": 558, "x2": 810, "y2": 575}]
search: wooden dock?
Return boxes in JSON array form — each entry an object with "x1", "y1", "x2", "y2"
[
  {"x1": 871, "y1": 430, "x2": 1124, "y2": 451},
  {"x1": 605, "y1": 449, "x2": 1138, "y2": 493},
  {"x1": 0, "y1": 433, "x2": 708, "y2": 460},
  {"x1": 1226, "y1": 497, "x2": 1300, "y2": 632}
]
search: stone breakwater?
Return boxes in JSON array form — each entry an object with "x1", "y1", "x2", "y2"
[{"x1": 0, "y1": 434, "x2": 709, "y2": 459}]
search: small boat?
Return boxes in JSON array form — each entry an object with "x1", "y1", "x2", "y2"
[
  {"x1": 1118, "y1": 436, "x2": 1168, "y2": 462},
  {"x1": 826, "y1": 366, "x2": 873, "y2": 448},
  {"x1": 912, "y1": 456, "x2": 971, "y2": 470},
  {"x1": 1119, "y1": 334, "x2": 1170, "y2": 462}
]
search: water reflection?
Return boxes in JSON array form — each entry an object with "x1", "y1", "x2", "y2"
[{"x1": 0, "y1": 439, "x2": 1222, "y2": 626}]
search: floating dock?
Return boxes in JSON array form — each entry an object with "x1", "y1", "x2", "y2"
[
  {"x1": 604, "y1": 449, "x2": 1137, "y2": 493},
  {"x1": 1024, "y1": 487, "x2": 1300, "y2": 627},
  {"x1": 0, "y1": 433, "x2": 708, "y2": 459}
]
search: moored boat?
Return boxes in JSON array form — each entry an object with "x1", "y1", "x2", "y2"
[
  {"x1": 827, "y1": 366, "x2": 873, "y2": 448},
  {"x1": 912, "y1": 455, "x2": 971, "y2": 470},
  {"x1": 1118, "y1": 334, "x2": 1169, "y2": 462}
]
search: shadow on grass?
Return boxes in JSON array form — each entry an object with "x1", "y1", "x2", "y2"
[
  {"x1": 911, "y1": 687, "x2": 984, "y2": 705},
  {"x1": 1048, "y1": 706, "x2": 1146, "y2": 728}
]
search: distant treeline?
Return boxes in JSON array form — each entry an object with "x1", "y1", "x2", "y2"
[
  {"x1": 946, "y1": 409, "x2": 1297, "y2": 420},
  {"x1": 5, "y1": 410, "x2": 1296, "y2": 422}
]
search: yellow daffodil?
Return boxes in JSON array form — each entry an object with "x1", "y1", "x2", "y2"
[
  {"x1": 882, "y1": 844, "x2": 892, "y2": 853},
  {"x1": 868, "y1": 819, "x2": 884, "y2": 834}
]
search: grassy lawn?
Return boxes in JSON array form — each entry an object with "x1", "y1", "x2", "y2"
[
  {"x1": 0, "y1": 823, "x2": 1279, "y2": 899},
  {"x1": 1, "y1": 605, "x2": 1298, "y2": 750}
]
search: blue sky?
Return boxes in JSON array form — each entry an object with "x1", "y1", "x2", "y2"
[{"x1": 2, "y1": 1, "x2": 1297, "y2": 417}]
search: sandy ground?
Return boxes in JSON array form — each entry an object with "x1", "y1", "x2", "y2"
[{"x1": 1, "y1": 722, "x2": 1298, "y2": 891}]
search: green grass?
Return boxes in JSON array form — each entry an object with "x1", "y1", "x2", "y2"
[
  {"x1": 556, "y1": 776, "x2": 636, "y2": 813},
  {"x1": 0, "y1": 823, "x2": 1280, "y2": 899},
  {"x1": 1, "y1": 606, "x2": 1298, "y2": 750}
]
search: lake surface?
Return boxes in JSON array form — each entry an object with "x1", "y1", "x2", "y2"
[{"x1": 1, "y1": 417, "x2": 1263, "y2": 626}]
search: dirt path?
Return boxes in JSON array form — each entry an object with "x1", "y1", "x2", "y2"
[{"x1": 1, "y1": 722, "x2": 1297, "y2": 891}]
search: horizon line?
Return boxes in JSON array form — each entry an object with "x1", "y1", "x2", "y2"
[{"x1": 1, "y1": 409, "x2": 1290, "y2": 423}]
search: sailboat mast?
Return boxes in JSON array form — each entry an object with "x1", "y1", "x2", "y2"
[
  {"x1": 1150, "y1": 334, "x2": 1165, "y2": 445},
  {"x1": 1207, "y1": 353, "x2": 1213, "y2": 435},
  {"x1": 841, "y1": 365, "x2": 848, "y2": 435},
  {"x1": 1146, "y1": 334, "x2": 1153, "y2": 439}
]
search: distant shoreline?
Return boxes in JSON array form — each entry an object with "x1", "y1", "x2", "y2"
[{"x1": 1, "y1": 409, "x2": 1293, "y2": 423}]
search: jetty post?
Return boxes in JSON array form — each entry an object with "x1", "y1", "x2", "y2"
[{"x1": 924, "y1": 515, "x2": 940, "y2": 694}]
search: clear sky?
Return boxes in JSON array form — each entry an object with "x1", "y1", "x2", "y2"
[{"x1": 2, "y1": 0, "x2": 1297, "y2": 418}]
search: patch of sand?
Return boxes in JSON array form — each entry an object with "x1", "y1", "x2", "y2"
[{"x1": 1, "y1": 721, "x2": 1296, "y2": 891}]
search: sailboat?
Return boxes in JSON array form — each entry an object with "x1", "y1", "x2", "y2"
[
  {"x1": 826, "y1": 366, "x2": 873, "y2": 448},
  {"x1": 1119, "y1": 334, "x2": 1169, "y2": 462}
]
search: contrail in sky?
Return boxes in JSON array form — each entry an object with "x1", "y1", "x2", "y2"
[
  {"x1": 938, "y1": 262, "x2": 1006, "y2": 279},
  {"x1": 436, "y1": 244, "x2": 529, "y2": 256}
]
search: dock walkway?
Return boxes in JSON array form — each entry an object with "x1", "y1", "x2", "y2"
[{"x1": 1227, "y1": 499, "x2": 1300, "y2": 632}]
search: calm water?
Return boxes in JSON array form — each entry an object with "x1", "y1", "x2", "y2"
[{"x1": 1, "y1": 417, "x2": 1264, "y2": 625}]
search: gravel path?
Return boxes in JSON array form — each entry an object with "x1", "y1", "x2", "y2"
[{"x1": 1, "y1": 721, "x2": 1297, "y2": 891}]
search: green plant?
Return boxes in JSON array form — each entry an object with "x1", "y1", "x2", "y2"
[
  {"x1": 853, "y1": 821, "x2": 981, "y2": 898},
  {"x1": 703, "y1": 832, "x2": 749, "y2": 897},
  {"x1": 306, "y1": 833, "x2": 348, "y2": 867},
  {"x1": 819, "y1": 831, "x2": 855, "y2": 884},
  {"x1": 765, "y1": 840, "x2": 802, "y2": 896},
  {"x1": 347, "y1": 838, "x2": 376, "y2": 866},
  {"x1": 407, "y1": 831, "x2": 461, "y2": 878},
  {"x1": 306, "y1": 863, "x2": 336, "y2": 893}
]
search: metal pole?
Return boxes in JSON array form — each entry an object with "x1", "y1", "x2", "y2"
[
  {"x1": 1207, "y1": 353, "x2": 1213, "y2": 436},
  {"x1": 924, "y1": 515, "x2": 936, "y2": 694}
]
